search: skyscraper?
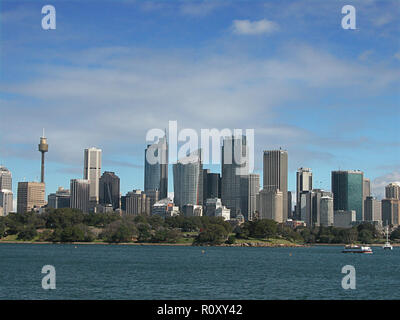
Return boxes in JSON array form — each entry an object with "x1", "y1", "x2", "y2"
[
  {"x1": 173, "y1": 150, "x2": 203, "y2": 209},
  {"x1": 221, "y1": 135, "x2": 249, "y2": 217},
  {"x1": 17, "y1": 182, "x2": 46, "y2": 213},
  {"x1": 48, "y1": 187, "x2": 71, "y2": 209},
  {"x1": 364, "y1": 196, "x2": 381, "y2": 223},
  {"x1": 331, "y1": 170, "x2": 364, "y2": 221},
  {"x1": 382, "y1": 199, "x2": 400, "y2": 226},
  {"x1": 320, "y1": 196, "x2": 334, "y2": 226},
  {"x1": 0, "y1": 166, "x2": 12, "y2": 191},
  {"x1": 125, "y1": 190, "x2": 150, "y2": 216},
  {"x1": 240, "y1": 173, "x2": 260, "y2": 221},
  {"x1": 202, "y1": 169, "x2": 221, "y2": 203},
  {"x1": 385, "y1": 183, "x2": 400, "y2": 200},
  {"x1": 0, "y1": 166, "x2": 13, "y2": 215},
  {"x1": 99, "y1": 171, "x2": 120, "y2": 210},
  {"x1": 296, "y1": 167, "x2": 312, "y2": 219},
  {"x1": 70, "y1": 179, "x2": 90, "y2": 213},
  {"x1": 0, "y1": 189, "x2": 13, "y2": 215},
  {"x1": 263, "y1": 149, "x2": 288, "y2": 221},
  {"x1": 257, "y1": 189, "x2": 283, "y2": 222},
  {"x1": 144, "y1": 136, "x2": 168, "y2": 199},
  {"x1": 84, "y1": 147, "x2": 102, "y2": 205}
]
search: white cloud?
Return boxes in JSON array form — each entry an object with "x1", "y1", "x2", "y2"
[
  {"x1": 371, "y1": 171, "x2": 400, "y2": 199},
  {"x1": 232, "y1": 19, "x2": 279, "y2": 35}
]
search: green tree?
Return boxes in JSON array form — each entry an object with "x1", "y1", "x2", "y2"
[
  {"x1": 193, "y1": 224, "x2": 229, "y2": 245},
  {"x1": 17, "y1": 225, "x2": 37, "y2": 241}
]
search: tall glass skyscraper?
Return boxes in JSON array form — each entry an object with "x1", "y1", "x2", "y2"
[
  {"x1": 331, "y1": 170, "x2": 364, "y2": 221},
  {"x1": 144, "y1": 136, "x2": 168, "y2": 199},
  {"x1": 173, "y1": 149, "x2": 203, "y2": 209},
  {"x1": 221, "y1": 135, "x2": 249, "y2": 218},
  {"x1": 99, "y1": 171, "x2": 120, "y2": 209}
]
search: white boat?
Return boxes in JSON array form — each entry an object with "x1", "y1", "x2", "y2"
[
  {"x1": 342, "y1": 245, "x2": 373, "y2": 254},
  {"x1": 383, "y1": 226, "x2": 393, "y2": 250}
]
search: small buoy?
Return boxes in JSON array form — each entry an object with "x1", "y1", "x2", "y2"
[
  {"x1": 201, "y1": 250, "x2": 205, "y2": 254},
  {"x1": 289, "y1": 253, "x2": 292, "y2": 256},
  {"x1": 74, "y1": 246, "x2": 77, "y2": 248}
]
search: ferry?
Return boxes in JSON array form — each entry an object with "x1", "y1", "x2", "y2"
[{"x1": 342, "y1": 245, "x2": 373, "y2": 254}]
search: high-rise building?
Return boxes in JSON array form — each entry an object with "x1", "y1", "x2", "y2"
[
  {"x1": 263, "y1": 149, "x2": 288, "y2": 221},
  {"x1": 145, "y1": 189, "x2": 159, "y2": 215},
  {"x1": 364, "y1": 196, "x2": 381, "y2": 223},
  {"x1": 288, "y1": 191, "x2": 293, "y2": 218},
  {"x1": 333, "y1": 210, "x2": 356, "y2": 228},
  {"x1": 48, "y1": 187, "x2": 70, "y2": 209},
  {"x1": 0, "y1": 166, "x2": 12, "y2": 191},
  {"x1": 320, "y1": 196, "x2": 334, "y2": 226},
  {"x1": 296, "y1": 168, "x2": 312, "y2": 219},
  {"x1": 125, "y1": 190, "x2": 150, "y2": 215},
  {"x1": 202, "y1": 169, "x2": 221, "y2": 203},
  {"x1": 385, "y1": 183, "x2": 400, "y2": 200},
  {"x1": 0, "y1": 189, "x2": 13, "y2": 215},
  {"x1": 257, "y1": 189, "x2": 283, "y2": 222},
  {"x1": 17, "y1": 182, "x2": 46, "y2": 213},
  {"x1": 221, "y1": 136, "x2": 249, "y2": 217},
  {"x1": 144, "y1": 136, "x2": 168, "y2": 199},
  {"x1": 300, "y1": 189, "x2": 332, "y2": 227},
  {"x1": 382, "y1": 199, "x2": 400, "y2": 226},
  {"x1": 70, "y1": 179, "x2": 90, "y2": 213},
  {"x1": 240, "y1": 173, "x2": 260, "y2": 221},
  {"x1": 99, "y1": 171, "x2": 120, "y2": 210},
  {"x1": 83, "y1": 147, "x2": 102, "y2": 205},
  {"x1": 173, "y1": 150, "x2": 203, "y2": 209},
  {"x1": 331, "y1": 170, "x2": 364, "y2": 221}
]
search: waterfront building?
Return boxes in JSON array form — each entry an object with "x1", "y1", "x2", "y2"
[
  {"x1": 331, "y1": 170, "x2": 364, "y2": 221},
  {"x1": 263, "y1": 149, "x2": 288, "y2": 221},
  {"x1": 84, "y1": 147, "x2": 102, "y2": 205},
  {"x1": 17, "y1": 182, "x2": 46, "y2": 213},
  {"x1": 99, "y1": 171, "x2": 120, "y2": 210},
  {"x1": 70, "y1": 179, "x2": 90, "y2": 213},
  {"x1": 48, "y1": 187, "x2": 70, "y2": 209},
  {"x1": 144, "y1": 136, "x2": 168, "y2": 199},
  {"x1": 333, "y1": 210, "x2": 356, "y2": 228}
]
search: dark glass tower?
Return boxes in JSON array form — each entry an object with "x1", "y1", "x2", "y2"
[
  {"x1": 331, "y1": 170, "x2": 363, "y2": 221},
  {"x1": 144, "y1": 136, "x2": 168, "y2": 199},
  {"x1": 99, "y1": 171, "x2": 120, "y2": 210}
]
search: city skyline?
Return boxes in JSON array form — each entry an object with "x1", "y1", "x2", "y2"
[{"x1": 0, "y1": 1, "x2": 398, "y2": 202}]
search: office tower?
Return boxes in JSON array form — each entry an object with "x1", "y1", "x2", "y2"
[
  {"x1": 300, "y1": 189, "x2": 332, "y2": 227},
  {"x1": 144, "y1": 136, "x2": 168, "y2": 199},
  {"x1": 99, "y1": 171, "x2": 120, "y2": 210},
  {"x1": 48, "y1": 187, "x2": 71, "y2": 209},
  {"x1": 364, "y1": 196, "x2": 381, "y2": 222},
  {"x1": 333, "y1": 210, "x2": 356, "y2": 228},
  {"x1": 263, "y1": 149, "x2": 288, "y2": 221},
  {"x1": 38, "y1": 130, "x2": 48, "y2": 183},
  {"x1": 17, "y1": 182, "x2": 46, "y2": 213},
  {"x1": 173, "y1": 150, "x2": 203, "y2": 209},
  {"x1": 331, "y1": 170, "x2": 364, "y2": 221},
  {"x1": 70, "y1": 179, "x2": 90, "y2": 213},
  {"x1": 240, "y1": 173, "x2": 260, "y2": 221},
  {"x1": 0, "y1": 166, "x2": 12, "y2": 191},
  {"x1": 296, "y1": 168, "x2": 312, "y2": 219},
  {"x1": 202, "y1": 169, "x2": 221, "y2": 203},
  {"x1": 145, "y1": 189, "x2": 159, "y2": 215},
  {"x1": 125, "y1": 190, "x2": 150, "y2": 215},
  {"x1": 382, "y1": 199, "x2": 400, "y2": 226},
  {"x1": 288, "y1": 191, "x2": 292, "y2": 218},
  {"x1": 257, "y1": 189, "x2": 283, "y2": 222},
  {"x1": 83, "y1": 147, "x2": 102, "y2": 205},
  {"x1": 0, "y1": 189, "x2": 13, "y2": 215},
  {"x1": 385, "y1": 183, "x2": 400, "y2": 200},
  {"x1": 221, "y1": 136, "x2": 249, "y2": 217},
  {"x1": 363, "y1": 178, "x2": 371, "y2": 199},
  {"x1": 320, "y1": 196, "x2": 334, "y2": 226}
]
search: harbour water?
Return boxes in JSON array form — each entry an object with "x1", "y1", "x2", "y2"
[{"x1": 0, "y1": 243, "x2": 398, "y2": 299}]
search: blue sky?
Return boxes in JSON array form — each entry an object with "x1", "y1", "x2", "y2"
[{"x1": 0, "y1": 0, "x2": 399, "y2": 203}]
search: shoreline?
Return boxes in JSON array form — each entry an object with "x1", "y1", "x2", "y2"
[{"x1": 0, "y1": 241, "x2": 397, "y2": 247}]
